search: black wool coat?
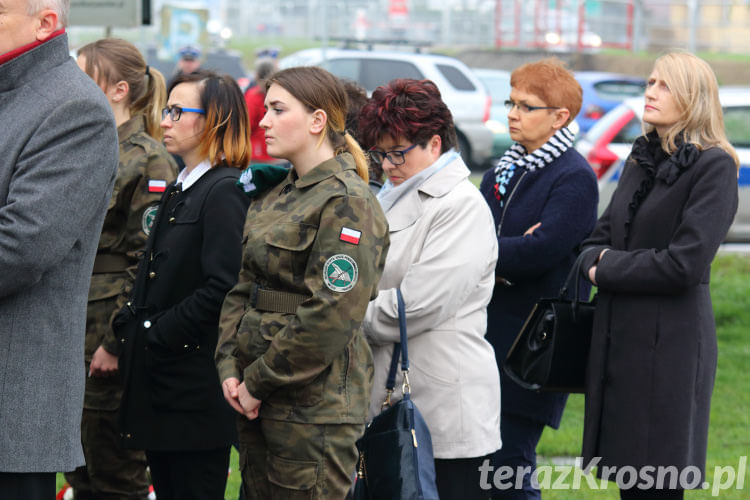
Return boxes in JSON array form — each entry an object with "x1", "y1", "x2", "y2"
[
  {"x1": 116, "y1": 166, "x2": 250, "y2": 451},
  {"x1": 580, "y1": 136, "x2": 738, "y2": 482}
]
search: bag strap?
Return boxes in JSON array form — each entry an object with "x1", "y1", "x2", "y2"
[
  {"x1": 558, "y1": 247, "x2": 597, "y2": 301},
  {"x1": 383, "y1": 289, "x2": 410, "y2": 407}
]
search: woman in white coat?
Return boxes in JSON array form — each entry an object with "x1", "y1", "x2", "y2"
[{"x1": 359, "y1": 78, "x2": 501, "y2": 500}]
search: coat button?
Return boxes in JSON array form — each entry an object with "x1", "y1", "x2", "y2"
[
  {"x1": 169, "y1": 217, "x2": 176, "y2": 223},
  {"x1": 183, "y1": 344, "x2": 189, "y2": 349},
  {"x1": 143, "y1": 320, "x2": 152, "y2": 328},
  {"x1": 126, "y1": 433, "x2": 132, "y2": 439},
  {"x1": 149, "y1": 271, "x2": 156, "y2": 279},
  {"x1": 120, "y1": 338, "x2": 126, "y2": 344}
]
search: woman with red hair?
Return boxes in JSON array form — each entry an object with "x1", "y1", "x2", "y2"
[
  {"x1": 360, "y1": 78, "x2": 501, "y2": 500},
  {"x1": 478, "y1": 58, "x2": 598, "y2": 499}
]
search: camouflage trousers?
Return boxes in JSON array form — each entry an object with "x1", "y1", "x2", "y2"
[
  {"x1": 65, "y1": 376, "x2": 149, "y2": 500},
  {"x1": 237, "y1": 416, "x2": 363, "y2": 499}
]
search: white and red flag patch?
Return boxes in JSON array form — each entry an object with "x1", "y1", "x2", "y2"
[
  {"x1": 148, "y1": 180, "x2": 168, "y2": 193},
  {"x1": 339, "y1": 227, "x2": 361, "y2": 245}
]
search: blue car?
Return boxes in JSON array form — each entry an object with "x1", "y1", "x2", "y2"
[{"x1": 574, "y1": 72, "x2": 645, "y2": 133}]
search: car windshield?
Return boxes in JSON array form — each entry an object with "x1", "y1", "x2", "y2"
[
  {"x1": 594, "y1": 81, "x2": 645, "y2": 100},
  {"x1": 477, "y1": 75, "x2": 511, "y2": 103}
]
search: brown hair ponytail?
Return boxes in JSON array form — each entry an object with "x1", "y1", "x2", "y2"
[
  {"x1": 343, "y1": 132, "x2": 369, "y2": 182},
  {"x1": 78, "y1": 38, "x2": 168, "y2": 140}
]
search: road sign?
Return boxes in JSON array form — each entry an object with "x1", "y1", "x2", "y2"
[{"x1": 70, "y1": 0, "x2": 143, "y2": 27}]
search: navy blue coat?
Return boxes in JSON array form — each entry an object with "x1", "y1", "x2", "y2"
[{"x1": 479, "y1": 147, "x2": 598, "y2": 427}]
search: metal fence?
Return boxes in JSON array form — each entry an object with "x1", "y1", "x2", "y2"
[
  {"x1": 219, "y1": 0, "x2": 750, "y2": 54},
  {"x1": 74, "y1": 1, "x2": 750, "y2": 55}
]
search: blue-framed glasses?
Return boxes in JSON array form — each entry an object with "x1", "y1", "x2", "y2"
[
  {"x1": 161, "y1": 105, "x2": 206, "y2": 122},
  {"x1": 368, "y1": 143, "x2": 419, "y2": 166},
  {"x1": 504, "y1": 99, "x2": 560, "y2": 114}
]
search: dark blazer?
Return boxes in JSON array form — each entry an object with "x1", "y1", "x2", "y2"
[
  {"x1": 480, "y1": 147, "x2": 598, "y2": 427},
  {"x1": 580, "y1": 138, "x2": 738, "y2": 481},
  {"x1": 116, "y1": 166, "x2": 250, "y2": 451}
]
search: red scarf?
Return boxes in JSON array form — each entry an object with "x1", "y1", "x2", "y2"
[{"x1": 0, "y1": 29, "x2": 65, "y2": 66}]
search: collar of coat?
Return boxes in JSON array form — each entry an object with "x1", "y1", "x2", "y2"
[
  {"x1": 384, "y1": 155, "x2": 471, "y2": 232},
  {"x1": 293, "y1": 153, "x2": 356, "y2": 188},
  {"x1": 0, "y1": 30, "x2": 70, "y2": 92},
  {"x1": 117, "y1": 114, "x2": 147, "y2": 144},
  {"x1": 631, "y1": 131, "x2": 700, "y2": 186}
]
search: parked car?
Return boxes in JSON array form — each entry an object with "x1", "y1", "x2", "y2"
[
  {"x1": 575, "y1": 72, "x2": 646, "y2": 134},
  {"x1": 279, "y1": 47, "x2": 494, "y2": 168},
  {"x1": 143, "y1": 46, "x2": 250, "y2": 88},
  {"x1": 472, "y1": 68, "x2": 513, "y2": 159},
  {"x1": 577, "y1": 89, "x2": 750, "y2": 241}
]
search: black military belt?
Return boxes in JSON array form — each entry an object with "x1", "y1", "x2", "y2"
[
  {"x1": 250, "y1": 283, "x2": 310, "y2": 314},
  {"x1": 93, "y1": 253, "x2": 130, "y2": 274}
]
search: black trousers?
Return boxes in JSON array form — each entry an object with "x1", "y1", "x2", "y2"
[
  {"x1": 435, "y1": 453, "x2": 494, "y2": 500},
  {"x1": 492, "y1": 414, "x2": 545, "y2": 499},
  {"x1": 0, "y1": 471, "x2": 55, "y2": 500},
  {"x1": 146, "y1": 447, "x2": 230, "y2": 500},
  {"x1": 620, "y1": 488, "x2": 684, "y2": 499}
]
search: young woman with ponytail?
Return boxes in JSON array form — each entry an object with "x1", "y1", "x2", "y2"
[
  {"x1": 67, "y1": 38, "x2": 178, "y2": 500},
  {"x1": 215, "y1": 66, "x2": 390, "y2": 499}
]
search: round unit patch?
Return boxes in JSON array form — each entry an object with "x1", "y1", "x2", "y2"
[
  {"x1": 323, "y1": 254, "x2": 358, "y2": 292},
  {"x1": 141, "y1": 205, "x2": 159, "y2": 236}
]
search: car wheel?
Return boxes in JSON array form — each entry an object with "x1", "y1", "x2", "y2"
[{"x1": 457, "y1": 132, "x2": 473, "y2": 169}]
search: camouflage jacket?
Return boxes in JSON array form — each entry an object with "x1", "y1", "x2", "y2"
[
  {"x1": 216, "y1": 153, "x2": 389, "y2": 424},
  {"x1": 86, "y1": 115, "x2": 178, "y2": 360}
]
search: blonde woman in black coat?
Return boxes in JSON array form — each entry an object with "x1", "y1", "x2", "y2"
[{"x1": 580, "y1": 52, "x2": 739, "y2": 499}]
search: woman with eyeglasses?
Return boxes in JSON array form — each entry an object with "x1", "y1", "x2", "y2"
[
  {"x1": 114, "y1": 69, "x2": 251, "y2": 500},
  {"x1": 358, "y1": 78, "x2": 501, "y2": 500},
  {"x1": 70, "y1": 37, "x2": 179, "y2": 500},
  {"x1": 477, "y1": 58, "x2": 598, "y2": 499}
]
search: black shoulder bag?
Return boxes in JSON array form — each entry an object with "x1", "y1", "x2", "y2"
[
  {"x1": 353, "y1": 289, "x2": 439, "y2": 500},
  {"x1": 503, "y1": 248, "x2": 597, "y2": 393}
]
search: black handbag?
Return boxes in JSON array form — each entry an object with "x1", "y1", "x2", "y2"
[
  {"x1": 353, "y1": 289, "x2": 439, "y2": 500},
  {"x1": 503, "y1": 248, "x2": 597, "y2": 393}
]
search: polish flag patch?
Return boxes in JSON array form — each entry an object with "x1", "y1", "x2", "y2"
[
  {"x1": 340, "y1": 227, "x2": 361, "y2": 245},
  {"x1": 148, "y1": 180, "x2": 168, "y2": 193}
]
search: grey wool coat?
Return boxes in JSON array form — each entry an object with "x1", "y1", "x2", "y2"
[
  {"x1": 580, "y1": 134, "x2": 738, "y2": 484},
  {"x1": 0, "y1": 34, "x2": 118, "y2": 472}
]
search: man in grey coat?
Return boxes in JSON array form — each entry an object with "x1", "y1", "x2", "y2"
[{"x1": 0, "y1": 1, "x2": 119, "y2": 498}]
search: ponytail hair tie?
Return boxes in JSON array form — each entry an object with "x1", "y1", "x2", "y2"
[{"x1": 145, "y1": 65, "x2": 151, "y2": 76}]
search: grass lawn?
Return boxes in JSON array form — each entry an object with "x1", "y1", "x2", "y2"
[{"x1": 56, "y1": 254, "x2": 749, "y2": 498}]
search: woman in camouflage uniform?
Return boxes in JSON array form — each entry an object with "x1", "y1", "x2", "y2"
[
  {"x1": 67, "y1": 38, "x2": 178, "y2": 500},
  {"x1": 215, "y1": 66, "x2": 390, "y2": 499}
]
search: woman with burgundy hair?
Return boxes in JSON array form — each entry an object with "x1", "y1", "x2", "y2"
[{"x1": 360, "y1": 78, "x2": 501, "y2": 500}]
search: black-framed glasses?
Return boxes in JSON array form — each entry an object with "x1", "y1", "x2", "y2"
[
  {"x1": 504, "y1": 99, "x2": 560, "y2": 114},
  {"x1": 161, "y1": 105, "x2": 206, "y2": 122},
  {"x1": 368, "y1": 143, "x2": 419, "y2": 166}
]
